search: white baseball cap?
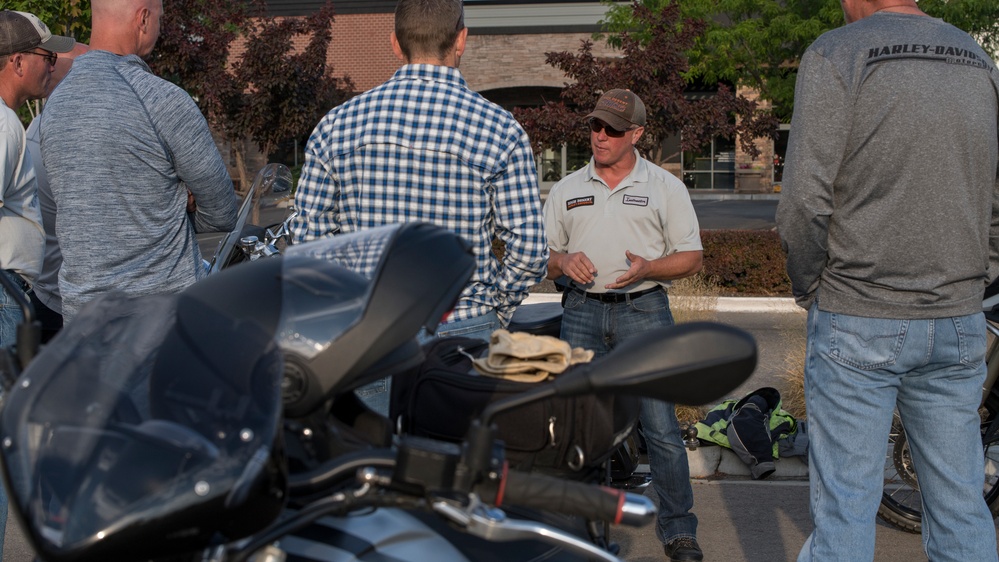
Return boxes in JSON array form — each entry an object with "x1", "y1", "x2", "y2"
[{"x1": 0, "y1": 10, "x2": 75, "y2": 58}]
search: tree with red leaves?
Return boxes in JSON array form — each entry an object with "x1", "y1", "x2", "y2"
[{"x1": 150, "y1": 0, "x2": 354, "y2": 192}]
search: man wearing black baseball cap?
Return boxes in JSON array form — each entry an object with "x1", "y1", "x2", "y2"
[
  {"x1": 0, "y1": 9, "x2": 74, "y2": 557},
  {"x1": 544, "y1": 88, "x2": 705, "y2": 561}
]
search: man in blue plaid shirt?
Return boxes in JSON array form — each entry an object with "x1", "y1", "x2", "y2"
[{"x1": 291, "y1": 0, "x2": 547, "y2": 414}]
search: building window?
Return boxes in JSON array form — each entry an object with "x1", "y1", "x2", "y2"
[
  {"x1": 772, "y1": 124, "x2": 790, "y2": 186},
  {"x1": 680, "y1": 137, "x2": 736, "y2": 190},
  {"x1": 537, "y1": 134, "x2": 746, "y2": 195},
  {"x1": 538, "y1": 144, "x2": 589, "y2": 196}
]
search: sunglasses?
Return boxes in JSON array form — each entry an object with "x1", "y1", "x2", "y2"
[
  {"x1": 588, "y1": 118, "x2": 630, "y2": 138},
  {"x1": 20, "y1": 50, "x2": 57, "y2": 66}
]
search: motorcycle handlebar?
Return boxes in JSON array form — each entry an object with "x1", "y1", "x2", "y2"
[{"x1": 483, "y1": 464, "x2": 656, "y2": 527}]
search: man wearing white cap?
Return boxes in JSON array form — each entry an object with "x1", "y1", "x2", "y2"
[
  {"x1": 543, "y1": 89, "x2": 704, "y2": 561},
  {"x1": 0, "y1": 13, "x2": 74, "y2": 558},
  {"x1": 0, "y1": 10, "x2": 74, "y2": 350}
]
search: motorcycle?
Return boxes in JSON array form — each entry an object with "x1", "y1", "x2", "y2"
[
  {"x1": 211, "y1": 162, "x2": 648, "y2": 494},
  {"x1": 0, "y1": 222, "x2": 758, "y2": 561},
  {"x1": 879, "y1": 278, "x2": 999, "y2": 532}
]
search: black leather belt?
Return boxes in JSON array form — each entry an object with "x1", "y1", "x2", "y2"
[
  {"x1": 574, "y1": 286, "x2": 661, "y2": 303},
  {"x1": 2, "y1": 269, "x2": 29, "y2": 293}
]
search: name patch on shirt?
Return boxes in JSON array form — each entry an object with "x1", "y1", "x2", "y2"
[
  {"x1": 566, "y1": 196, "x2": 595, "y2": 210},
  {"x1": 623, "y1": 195, "x2": 649, "y2": 207}
]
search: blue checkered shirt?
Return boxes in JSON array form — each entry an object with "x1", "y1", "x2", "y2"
[{"x1": 291, "y1": 64, "x2": 548, "y2": 325}]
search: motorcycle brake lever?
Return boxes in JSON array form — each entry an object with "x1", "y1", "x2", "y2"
[
  {"x1": 265, "y1": 211, "x2": 298, "y2": 243},
  {"x1": 432, "y1": 497, "x2": 622, "y2": 562}
]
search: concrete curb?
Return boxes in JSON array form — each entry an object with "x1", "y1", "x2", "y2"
[
  {"x1": 524, "y1": 292, "x2": 802, "y2": 314},
  {"x1": 686, "y1": 445, "x2": 808, "y2": 479}
]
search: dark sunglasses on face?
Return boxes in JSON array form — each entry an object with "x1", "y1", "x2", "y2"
[
  {"x1": 20, "y1": 50, "x2": 57, "y2": 66},
  {"x1": 588, "y1": 118, "x2": 629, "y2": 138}
]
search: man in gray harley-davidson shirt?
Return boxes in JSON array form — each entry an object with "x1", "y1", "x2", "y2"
[
  {"x1": 39, "y1": 0, "x2": 237, "y2": 322},
  {"x1": 776, "y1": 1, "x2": 999, "y2": 560}
]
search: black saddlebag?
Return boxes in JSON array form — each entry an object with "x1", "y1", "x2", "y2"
[{"x1": 389, "y1": 336, "x2": 639, "y2": 477}]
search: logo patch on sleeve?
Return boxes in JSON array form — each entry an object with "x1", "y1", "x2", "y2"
[
  {"x1": 566, "y1": 196, "x2": 595, "y2": 210},
  {"x1": 623, "y1": 195, "x2": 649, "y2": 207}
]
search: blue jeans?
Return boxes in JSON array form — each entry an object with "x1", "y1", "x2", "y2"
[
  {"x1": 798, "y1": 306, "x2": 998, "y2": 562},
  {"x1": 560, "y1": 288, "x2": 696, "y2": 545},
  {"x1": 355, "y1": 310, "x2": 500, "y2": 416},
  {"x1": 0, "y1": 270, "x2": 19, "y2": 556},
  {"x1": 0, "y1": 270, "x2": 27, "y2": 350}
]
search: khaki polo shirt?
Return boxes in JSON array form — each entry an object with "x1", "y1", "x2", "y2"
[{"x1": 543, "y1": 152, "x2": 701, "y2": 293}]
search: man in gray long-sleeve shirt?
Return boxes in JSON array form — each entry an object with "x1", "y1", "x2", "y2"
[
  {"x1": 40, "y1": 0, "x2": 237, "y2": 321},
  {"x1": 776, "y1": 0, "x2": 999, "y2": 560}
]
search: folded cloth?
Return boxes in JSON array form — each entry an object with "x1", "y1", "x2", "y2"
[{"x1": 472, "y1": 329, "x2": 594, "y2": 382}]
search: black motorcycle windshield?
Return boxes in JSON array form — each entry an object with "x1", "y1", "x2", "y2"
[
  {"x1": 0, "y1": 223, "x2": 474, "y2": 561},
  {"x1": 0, "y1": 292, "x2": 284, "y2": 562}
]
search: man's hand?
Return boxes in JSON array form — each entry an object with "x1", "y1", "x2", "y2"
[
  {"x1": 554, "y1": 251, "x2": 597, "y2": 285},
  {"x1": 605, "y1": 249, "x2": 703, "y2": 289},
  {"x1": 187, "y1": 189, "x2": 197, "y2": 213},
  {"x1": 606, "y1": 250, "x2": 650, "y2": 289}
]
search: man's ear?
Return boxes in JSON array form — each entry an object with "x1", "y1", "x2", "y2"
[
  {"x1": 8, "y1": 53, "x2": 26, "y2": 77},
  {"x1": 7, "y1": 53, "x2": 18, "y2": 71},
  {"x1": 454, "y1": 27, "x2": 468, "y2": 58},
  {"x1": 631, "y1": 126, "x2": 645, "y2": 146},
  {"x1": 391, "y1": 32, "x2": 405, "y2": 62},
  {"x1": 138, "y1": 7, "x2": 151, "y2": 32}
]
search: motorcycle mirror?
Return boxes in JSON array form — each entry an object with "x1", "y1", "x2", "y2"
[
  {"x1": 270, "y1": 169, "x2": 293, "y2": 193},
  {"x1": 561, "y1": 321, "x2": 757, "y2": 403},
  {"x1": 479, "y1": 322, "x2": 757, "y2": 427}
]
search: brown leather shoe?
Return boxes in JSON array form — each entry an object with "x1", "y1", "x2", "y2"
[{"x1": 664, "y1": 537, "x2": 704, "y2": 561}]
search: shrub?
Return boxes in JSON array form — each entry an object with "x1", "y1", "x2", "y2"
[
  {"x1": 500, "y1": 228, "x2": 792, "y2": 297},
  {"x1": 701, "y1": 230, "x2": 791, "y2": 296}
]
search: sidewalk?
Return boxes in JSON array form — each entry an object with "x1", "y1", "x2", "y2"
[{"x1": 615, "y1": 477, "x2": 947, "y2": 562}]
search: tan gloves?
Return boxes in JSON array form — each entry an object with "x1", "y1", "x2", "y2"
[{"x1": 472, "y1": 329, "x2": 594, "y2": 382}]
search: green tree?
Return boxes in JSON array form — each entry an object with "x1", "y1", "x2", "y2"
[
  {"x1": 7, "y1": 0, "x2": 91, "y2": 122},
  {"x1": 920, "y1": 0, "x2": 999, "y2": 55},
  {"x1": 514, "y1": 1, "x2": 778, "y2": 164},
  {"x1": 600, "y1": 0, "x2": 840, "y2": 121},
  {"x1": 5, "y1": 0, "x2": 91, "y2": 42},
  {"x1": 600, "y1": 0, "x2": 999, "y2": 121}
]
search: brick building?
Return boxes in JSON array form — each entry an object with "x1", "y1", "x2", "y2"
[{"x1": 264, "y1": 0, "x2": 781, "y2": 193}]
